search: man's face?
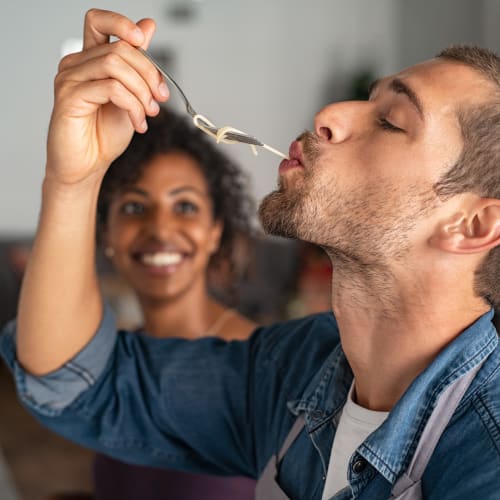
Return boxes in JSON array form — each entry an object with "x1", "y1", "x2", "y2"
[{"x1": 259, "y1": 59, "x2": 495, "y2": 265}]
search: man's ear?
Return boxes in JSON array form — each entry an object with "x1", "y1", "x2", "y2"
[{"x1": 430, "y1": 198, "x2": 500, "y2": 254}]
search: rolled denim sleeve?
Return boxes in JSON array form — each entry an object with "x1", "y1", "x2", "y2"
[
  {"x1": 0, "y1": 304, "x2": 117, "y2": 417},
  {"x1": 1, "y1": 307, "x2": 339, "y2": 479}
]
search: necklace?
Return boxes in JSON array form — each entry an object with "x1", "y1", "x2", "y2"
[
  {"x1": 138, "y1": 308, "x2": 236, "y2": 338},
  {"x1": 205, "y1": 308, "x2": 235, "y2": 336}
]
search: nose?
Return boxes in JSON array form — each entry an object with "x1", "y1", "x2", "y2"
[
  {"x1": 145, "y1": 206, "x2": 176, "y2": 241},
  {"x1": 314, "y1": 100, "x2": 369, "y2": 144}
]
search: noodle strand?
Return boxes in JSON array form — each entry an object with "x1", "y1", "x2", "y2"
[{"x1": 192, "y1": 114, "x2": 288, "y2": 159}]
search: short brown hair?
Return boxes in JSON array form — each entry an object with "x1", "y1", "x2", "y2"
[{"x1": 434, "y1": 45, "x2": 500, "y2": 308}]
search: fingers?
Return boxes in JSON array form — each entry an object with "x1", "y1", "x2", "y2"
[
  {"x1": 83, "y1": 9, "x2": 148, "y2": 50},
  {"x1": 58, "y1": 40, "x2": 169, "y2": 104},
  {"x1": 56, "y1": 63, "x2": 159, "y2": 132},
  {"x1": 136, "y1": 18, "x2": 156, "y2": 49},
  {"x1": 60, "y1": 79, "x2": 151, "y2": 133},
  {"x1": 55, "y1": 9, "x2": 169, "y2": 140}
]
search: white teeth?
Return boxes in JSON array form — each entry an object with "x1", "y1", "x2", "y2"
[{"x1": 141, "y1": 252, "x2": 182, "y2": 266}]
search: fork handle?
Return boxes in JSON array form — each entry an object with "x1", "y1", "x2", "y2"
[{"x1": 138, "y1": 48, "x2": 198, "y2": 117}]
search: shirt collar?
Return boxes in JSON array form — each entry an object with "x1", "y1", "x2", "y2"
[{"x1": 288, "y1": 308, "x2": 498, "y2": 483}]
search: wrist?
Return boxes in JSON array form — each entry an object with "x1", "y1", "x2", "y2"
[
  {"x1": 43, "y1": 167, "x2": 105, "y2": 195},
  {"x1": 40, "y1": 172, "x2": 103, "y2": 236}
]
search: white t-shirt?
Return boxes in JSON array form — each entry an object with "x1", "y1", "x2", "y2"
[{"x1": 321, "y1": 383, "x2": 389, "y2": 499}]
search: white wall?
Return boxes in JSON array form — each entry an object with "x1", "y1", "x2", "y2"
[
  {"x1": 0, "y1": 0, "x2": 398, "y2": 235},
  {"x1": 1, "y1": 0, "x2": 155, "y2": 237},
  {"x1": 483, "y1": 0, "x2": 500, "y2": 51},
  {"x1": 396, "y1": 0, "x2": 488, "y2": 68}
]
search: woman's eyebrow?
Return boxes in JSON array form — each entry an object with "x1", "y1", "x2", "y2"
[
  {"x1": 168, "y1": 186, "x2": 208, "y2": 197},
  {"x1": 120, "y1": 186, "x2": 149, "y2": 197},
  {"x1": 120, "y1": 185, "x2": 209, "y2": 198}
]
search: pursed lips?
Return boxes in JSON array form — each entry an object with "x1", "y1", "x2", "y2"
[
  {"x1": 278, "y1": 140, "x2": 305, "y2": 174},
  {"x1": 289, "y1": 140, "x2": 305, "y2": 166}
]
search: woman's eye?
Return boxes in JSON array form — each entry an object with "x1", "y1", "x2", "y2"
[
  {"x1": 377, "y1": 117, "x2": 404, "y2": 132},
  {"x1": 120, "y1": 201, "x2": 145, "y2": 215},
  {"x1": 174, "y1": 200, "x2": 199, "y2": 215}
]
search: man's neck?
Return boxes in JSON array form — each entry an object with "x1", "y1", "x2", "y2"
[{"x1": 330, "y1": 267, "x2": 490, "y2": 412}]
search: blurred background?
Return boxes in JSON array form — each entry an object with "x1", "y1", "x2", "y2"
[{"x1": 1, "y1": 0, "x2": 500, "y2": 498}]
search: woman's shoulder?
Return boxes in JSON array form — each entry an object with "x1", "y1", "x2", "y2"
[{"x1": 217, "y1": 310, "x2": 257, "y2": 341}]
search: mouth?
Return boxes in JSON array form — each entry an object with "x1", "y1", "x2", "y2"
[
  {"x1": 278, "y1": 140, "x2": 305, "y2": 175},
  {"x1": 139, "y1": 252, "x2": 183, "y2": 266},
  {"x1": 131, "y1": 250, "x2": 185, "y2": 275}
]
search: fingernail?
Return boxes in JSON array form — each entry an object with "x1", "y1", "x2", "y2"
[
  {"x1": 140, "y1": 119, "x2": 148, "y2": 132},
  {"x1": 158, "y1": 82, "x2": 169, "y2": 98},
  {"x1": 149, "y1": 99, "x2": 160, "y2": 113}
]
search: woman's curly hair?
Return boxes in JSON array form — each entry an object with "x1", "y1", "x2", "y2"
[{"x1": 97, "y1": 106, "x2": 256, "y2": 282}]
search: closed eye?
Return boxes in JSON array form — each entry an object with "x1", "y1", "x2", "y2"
[{"x1": 377, "y1": 117, "x2": 404, "y2": 133}]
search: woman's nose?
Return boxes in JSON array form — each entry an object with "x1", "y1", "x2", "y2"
[
  {"x1": 314, "y1": 100, "x2": 367, "y2": 144},
  {"x1": 146, "y1": 209, "x2": 174, "y2": 240}
]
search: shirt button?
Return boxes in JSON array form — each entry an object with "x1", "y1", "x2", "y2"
[{"x1": 352, "y1": 458, "x2": 367, "y2": 474}]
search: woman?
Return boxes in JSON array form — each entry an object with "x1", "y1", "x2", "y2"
[
  {"x1": 55, "y1": 107, "x2": 258, "y2": 499},
  {"x1": 96, "y1": 108, "x2": 257, "y2": 342}
]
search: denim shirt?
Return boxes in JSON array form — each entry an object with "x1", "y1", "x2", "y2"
[{"x1": 1, "y1": 306, "x2": 499, "y2": 499}]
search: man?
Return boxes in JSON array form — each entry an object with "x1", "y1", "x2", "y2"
[{"x1": 1, "y1": 9, "x2": 499, "y2": 499}]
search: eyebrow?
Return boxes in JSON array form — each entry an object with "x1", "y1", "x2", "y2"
[
  {"x1": 120, "y1": 186, "x2": 208, "y2": 198},
  {"x1": 120, "y1": 186, "x2": 148, "y2": 197},
  {"x1": 169, "y1": 186, "x2": 208, "y2": 197},
  {"x1": 369, "y1": 78, "x2": 424, "y2": 119}
]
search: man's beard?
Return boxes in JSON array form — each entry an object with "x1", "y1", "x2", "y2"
[
  {"x1": 258, "y1": 131, "x2": 438, "y2": 267},
  {"x1": 258, "y1": 181, "x2": 305, "y2": 238}
]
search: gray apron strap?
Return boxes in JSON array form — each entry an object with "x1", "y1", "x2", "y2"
[
  {"x1": 255, "y1": 415, "x2": 305, "y2": 500},
  {"x1": 390, "y1": 361, "x2": 484, "y2": 499},
  {"x1": 0, "y1": 448, "x2": 19, "y2": 500}
]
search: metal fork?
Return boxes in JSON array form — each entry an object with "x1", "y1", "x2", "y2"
[{"x1": 139, "y1": 48, "x2": 264, "y2": 147}]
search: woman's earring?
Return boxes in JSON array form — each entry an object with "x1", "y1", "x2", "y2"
[{"x1": 104, "y1": 247, "x2": 115, "y2": 258}]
